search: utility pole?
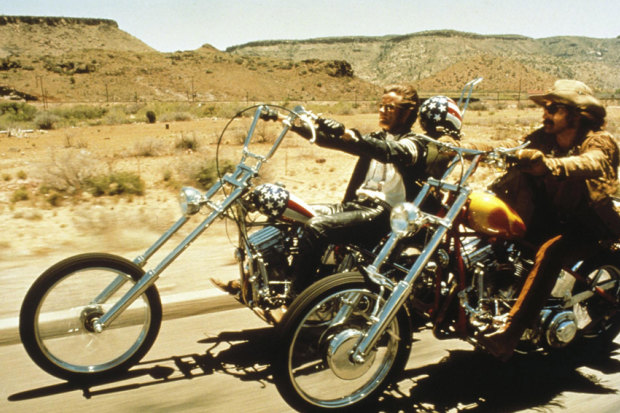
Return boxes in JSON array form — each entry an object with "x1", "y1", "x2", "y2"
[
  {"x1": 35, "y1": 75, "x2": 47, "y2": 110},
  {"x1": 517, "y1": 76, "x2": 522, "y2": 108}
]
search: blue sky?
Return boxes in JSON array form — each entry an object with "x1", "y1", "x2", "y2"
[{"x1": 2, "y1": 0, "x2": 619, "y2": 52}]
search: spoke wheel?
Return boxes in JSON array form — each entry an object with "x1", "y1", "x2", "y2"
[
  {"x1": 19, "y1": 253, "x2": 162, "y2": 382},
  {"x1": 273, "y1": 272, "x2": 412, "y2": 411}
]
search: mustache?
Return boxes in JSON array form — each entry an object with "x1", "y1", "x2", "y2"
[{"x1": 543, "y1": 119, "x2": 554, "y2": 128}]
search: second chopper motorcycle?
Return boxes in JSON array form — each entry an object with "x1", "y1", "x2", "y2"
[{"x1": 272, "y1": 137, "x2": 620, "y2": 411}]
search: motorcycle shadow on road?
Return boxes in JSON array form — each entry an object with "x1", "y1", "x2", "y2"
[
  {"x1": 375, "y1": 339, "x2": 620, "y2": 413},
  {"x1": 9, "y1": 327, "x2": 619, "y2": 412},
  {"x1": 8, "y1": 326, "x2": 275, "y2": 402}
]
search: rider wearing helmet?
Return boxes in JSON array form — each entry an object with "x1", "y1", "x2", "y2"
[
  {"x1": 419, "y1": 95, "x2": 463, "y2": 141},
  {"x1": 213, "y1": 87, "x2": 461, "y2": 303},
  {"x1": 284, "y1": 84, "x2": 464, "y2": 293},
  {"x1": 419, "y1": 95, "x2": 463, "y2": 178}
]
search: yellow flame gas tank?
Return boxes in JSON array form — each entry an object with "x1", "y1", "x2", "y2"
[{"x1": 465, "y1": 191, "x2": 526, "y2": 239}]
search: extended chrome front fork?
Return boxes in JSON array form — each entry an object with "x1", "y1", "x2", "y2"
[
  {"x1": 86, "y1": 216, "x2": 190, "y2": 332},
  {"x1": 350, "y1": 191, "x2": 470, "y2": 363},
  {"x1": 87, "y1": 105, "x2": 301, "y2": 332},
  {"x1": 91, "y1": 177, "x2": 250, "y2": 332}
]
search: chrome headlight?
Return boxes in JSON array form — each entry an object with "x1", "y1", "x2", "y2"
[
  {"x1": 390, "y1": 202, "x2": 422, "y2": 235},
  {"x1": 179, "y1": 187, "x2": 204, "y2": 216}
]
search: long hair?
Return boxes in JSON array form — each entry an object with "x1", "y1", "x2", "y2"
[
  {"x1": 384, "y1": 84, "x2": 419, "y2": 128},
  {"x1": 566, "y1": 105, "x2": 606, "y2": 133},
  {"x1": 579, "y1": 109, "x2": 606, "y2": 131}
]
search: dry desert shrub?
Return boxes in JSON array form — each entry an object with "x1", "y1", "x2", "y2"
[
  {"x1": 175, "y1": 133, "x2": 200, "y2": 151},
  {"x1": 36, "y1": 148, "x2": 145, "y2": 198},
  {"x1": 37, "y1": 148, "x2": 106, "y2": 194},
  {"x1": 175, "y1": 154, "x2": 236, "y2": 189},
  {"x1": 84, "y1": 171, "x2": 145, "y2": 197},
  {"x1": 158, "y1": 111, "x2": 194, "y2": 123},
  {"x1": 133, "y1": 137, "x2": 171, "y2": 157},
  {"x1": 64, "y1": 132, "x2": 89, "y2": 149},
  {"x1": 34, "y1": 112, "x2": 61, "y2": 130}
]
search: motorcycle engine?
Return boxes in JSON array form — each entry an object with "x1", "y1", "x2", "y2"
[
  {"x1": 458, "y1": 238, "x2": 532, "y2": 329},
  {"x1": 236, "y1": 225, "x2": 299, "y2": 308},
  {"x1": 460, "y1": 238, "x2": 579, "y2": 349},
  {"x1": 463, "y1": 238, "x2": 529, "y2": 291},
  {"x1": 461, "y1": 237, "x2": 495, "y2": 270},
  {"x1": 244, "y1": 225, "x2": 291, "y2": 281}
]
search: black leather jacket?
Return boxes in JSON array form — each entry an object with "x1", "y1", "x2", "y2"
[{"x1": 291, "y1": 125, "x2": 430, "y2": 203}]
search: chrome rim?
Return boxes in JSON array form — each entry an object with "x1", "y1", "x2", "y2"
[
  {"x1": 287, "y1": 288, "x2": 400, "y2": 408},
  {"x1": 34, "y1": 267, "x2": 151, "y2": 374}
]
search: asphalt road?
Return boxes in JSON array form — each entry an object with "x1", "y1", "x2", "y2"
[{"x1": 3, "y1": 307, "x2": 620, "y2": 413}]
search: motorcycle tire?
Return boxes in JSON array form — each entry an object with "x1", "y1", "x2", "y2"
[
  {"x1": 575, "y1": 262, "x2": 620, "y2": 345},
  {"x1": 273, "y1": 271, "x2": 412, "y2": 412},
  {"x1": 19, "y1": 253, "x2": 162, "y2": 382}
]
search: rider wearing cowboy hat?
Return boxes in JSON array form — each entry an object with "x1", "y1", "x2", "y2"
[{"x1": 476, "y1": 79, "x2": 620, "y2": 360}]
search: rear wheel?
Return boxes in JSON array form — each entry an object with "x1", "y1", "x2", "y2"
[
  {"x1": 19, "y1": 253, "x2": 162, "y2": 382},
  {"x1": 573, "y1": 262, "x2": 620, "y2": 343},
  {"x1": 273, "y1": 272, "x2": 412, "y2": 411}
]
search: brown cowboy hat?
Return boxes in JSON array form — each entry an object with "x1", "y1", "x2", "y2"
[{"x1": 529, "y1": 79, "x2": 606, "y2": 121}]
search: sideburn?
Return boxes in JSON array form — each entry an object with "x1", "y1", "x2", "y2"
[{"x1": 566, "y1": 108, "x2": 579, "y2": 129}]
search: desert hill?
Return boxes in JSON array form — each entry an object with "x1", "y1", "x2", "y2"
[
  {"x1": 1, "y1": 17, "x2": 619, "y2": 103},
  {"x1": 1, "y1": 45, "x2": 379, "y2": 103},
  {"x1": 228, "y1": 30, "x2": 620, "y2": 92},
  {"x1": 414, "y1": 54, "x2": 557, "y2": 93},
  {"x1": 0, "y1": 16, "x2": 155, "y2": 57},
  {"x1": 0, "y1": 16, "x2": 381, "y2": 102}
]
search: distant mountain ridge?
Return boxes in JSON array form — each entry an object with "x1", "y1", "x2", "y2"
[
  {"x1": 228, "y1": 30, "x2": 620, "y2": 92},
  {"x1": 1, "y1": 17, "x2": 618, "y2": 103},
  {"x1": 0, "y1": 16, "x2": 380, "y2": 102}
]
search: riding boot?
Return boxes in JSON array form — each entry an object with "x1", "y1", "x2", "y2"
[
  {"x1": 210, "y1": 278, "x2": 242, "y2": 296},
  {"x1": 478, "y1": 235, "x2": 565, "y2": 361}
]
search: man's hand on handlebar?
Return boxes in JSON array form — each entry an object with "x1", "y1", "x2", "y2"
[
  {"x1": 514, "y1": 148, "x2": 551, "y2": 176},
  {"x1": 316, "y1": 117, "x2": 346, "y2": 137}
]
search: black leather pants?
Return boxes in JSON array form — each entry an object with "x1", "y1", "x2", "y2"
[{"x1": 293, "y1": 197, "x2": 391, "y2": 290}]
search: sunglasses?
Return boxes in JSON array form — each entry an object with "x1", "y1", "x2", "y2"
[
  {"x1": 543, "y1": 102, "x2": 568, "y2": 115},
  {"x1": 379, "y1": 103, "x2": 409, "y2": 112}
]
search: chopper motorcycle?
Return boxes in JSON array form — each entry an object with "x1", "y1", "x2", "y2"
[
  {"x1": 272, "y1": 137, "x2": 620, "y2": 411},
  {"x1": 18, "y1": 104, "x2": 375, "y2": 382}
]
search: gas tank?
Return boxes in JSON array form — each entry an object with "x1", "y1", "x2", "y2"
[
  {"x1": 251, "y1": 183, "x2": 316, "y2": 223},
  {"x1": 465, "y1": 191, "x2": 526, "y2": 239}
]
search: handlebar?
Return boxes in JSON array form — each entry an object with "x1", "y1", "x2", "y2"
[
  {"x1": 259, "y1": 105, "x2": 319, "y2": 143},
  {"x1": 417, "y1": 134, "x2": 528, "y2": 170},
  {"x1": 259, "y1": 105, "x2": 359, "y2": 144}
]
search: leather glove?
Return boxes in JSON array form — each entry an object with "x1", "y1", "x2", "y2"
[
  {"x1": 516, "y1": 148, "x2": 551, "y2": 176},
  {"x1": 316, "y1": 117, "x2": 345, "y2": 137},
  {"x1": 259, "y1": 107, "x2": 279, "y2": 122}
]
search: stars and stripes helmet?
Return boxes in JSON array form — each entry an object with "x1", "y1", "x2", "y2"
[{"x1": 419, "y1": 96, "x2": 462, "y2": 139}]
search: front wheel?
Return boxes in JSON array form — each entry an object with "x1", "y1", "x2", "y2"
[
  {"x1": 273, "y1": 272, "x2": 412, "y2": 412},
  {"x1": 19, "y1": 253, "x2": 162, "y2": 382}
]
